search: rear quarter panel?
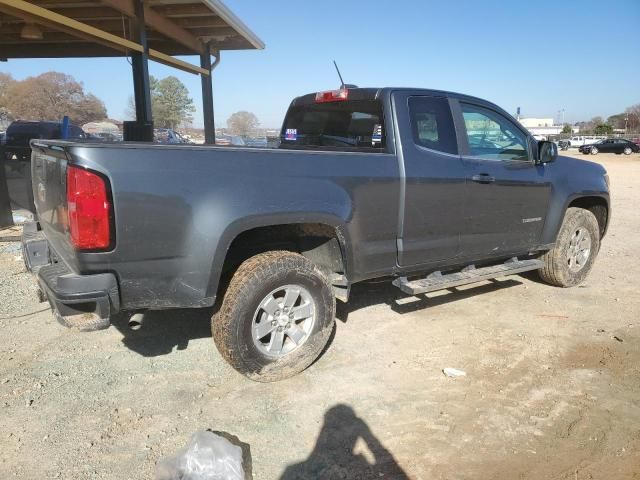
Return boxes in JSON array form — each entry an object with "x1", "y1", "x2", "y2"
[{"x1": 63, "y1": 143, "x2": 400, "y2": 309}]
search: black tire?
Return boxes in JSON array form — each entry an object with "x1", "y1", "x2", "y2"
[
  {"x1": 212, "y1": 251, "x2": 335, "y2": 382},
  {"x1": 538, "y1": 207, "x2": 600, "y2": 287},
  {"x1": 623, "y1": 147, "x2": 632, "y2": 155}
]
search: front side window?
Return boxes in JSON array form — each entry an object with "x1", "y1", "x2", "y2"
[
  {"x1": 408, "y1": 96, "x2": 457, "y2": 154},
  {"x1": 461, "y1": 103, "x2": 529, "y2": 161}
]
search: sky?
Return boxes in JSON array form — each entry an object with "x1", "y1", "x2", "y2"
[{"x1": 1, "y1": 0, "x2": 638, "y2": 128}]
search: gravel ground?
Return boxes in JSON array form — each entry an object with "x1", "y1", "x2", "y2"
[
  {"x1": 0, "y1": 226, "x2": 41, "y2": 318},
  {"x1": 0, "y1": 151, "x2": 639, "y2": 479}
]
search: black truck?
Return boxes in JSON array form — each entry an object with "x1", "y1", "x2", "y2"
[{"x1": 22, "y1": 87, "x2": 610, "y2": 382}]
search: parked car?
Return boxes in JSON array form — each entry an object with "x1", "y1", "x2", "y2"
[
  {"x1": 3, "y1": 120, "x2": 88, "y2": 161},
  {"x1": 631, "y1": 138, "x2": 640, "y2": 146},
  {"x1": 215, "y1": 134, "x2": 246, "y2": 146},
  {"x1": 153, "y1": 128, "x2": 191, "y2": 144},
  {"x1": 92, "y1": 132, "x2": 122, "y2": 142},
  {"x1": 566, "y1": 135, "x2": 606, "y2": 147},
  {"x1": 23, "y1": 87, "x2": 610, "y2": 382},
  {"x1": 579, "y1": 138, "x2": 639, "y2": 155},
  {"x1": 245, "y1": 137, "x2": 268, "y2": 148}
]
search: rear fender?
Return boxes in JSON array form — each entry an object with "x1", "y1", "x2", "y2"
[{"x1": 205, "y1": 212, "x2": 353, "y2": 299}]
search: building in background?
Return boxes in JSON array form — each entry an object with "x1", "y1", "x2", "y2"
[{"x1": 518, "y1": 117, "x2": 563, "y2": 137}]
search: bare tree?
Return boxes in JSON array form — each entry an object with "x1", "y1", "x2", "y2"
[
  {"x1": 4, "y1": 72, "x2": 106, "y2": 124},
  {"x1": 226, "y1": 111, "x2": 260, "y2": 137}
]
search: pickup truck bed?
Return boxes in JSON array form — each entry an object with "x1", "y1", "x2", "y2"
[{"x1": 24, "y1": 87, "x2": 610, "y2": 381}]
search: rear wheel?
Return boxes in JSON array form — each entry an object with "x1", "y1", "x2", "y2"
[
  {"x1": 538, "y1": 207, "x2": 600, "y2": 287},
  {"x1": 212, "y1": 251, "x2": 335, "y2": 382},
  {"x1": 624, "y1": 147, "x2": 632, "y2": 155}
]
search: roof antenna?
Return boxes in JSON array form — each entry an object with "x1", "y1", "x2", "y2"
[{"x1": 333, "y1": 60, "x2": 345, "y2": 89}]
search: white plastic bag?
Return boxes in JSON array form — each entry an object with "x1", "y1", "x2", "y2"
[{"x1": 155, "y1": 430, "x2": 245, "y2": 480}]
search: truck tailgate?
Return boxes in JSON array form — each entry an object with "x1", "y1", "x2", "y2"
[{"x1": 30, "y1": 142, "x2": 77, "y2": 268}]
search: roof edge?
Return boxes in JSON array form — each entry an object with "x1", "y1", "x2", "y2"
[{"x1": 203, "y1": 0, "x2": 265, "y2": 50}]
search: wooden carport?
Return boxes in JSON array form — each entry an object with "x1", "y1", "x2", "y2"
[
  {"x1": 0, "y1": 0, "x2": 264, "y2": 141},
  {"x1": 0, "y1": 0, "x2": 263, "y2": 226}
]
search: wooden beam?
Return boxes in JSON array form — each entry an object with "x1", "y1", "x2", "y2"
[
  {"x1": 99, "y1": 0, "x2": 204, "y2": 54},
  {"x1": 149, "y1": 48, "x2": 208, "y2": 75},
  {"x1": 0, "y1": 0, "x2": 142, "y2": 53},
  {"x1": 151, "y1": 3, "x2": 213, "y2": 18},
  {"x1": 0, "y1": 0, "x2": 210, "y2": 74},
  {"x1": 172, "y1": 15, "x2": 226, "y2": 28},
  {"x1": 0, "y1": 42, "x2": 123, "y2": 57}
]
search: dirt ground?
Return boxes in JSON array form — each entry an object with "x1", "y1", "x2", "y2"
[{"x1": 1, "y1": 151, "x2": 639, "y2": 479}]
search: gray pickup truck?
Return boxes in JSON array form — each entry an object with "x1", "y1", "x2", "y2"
[{"x1": 22, "y1": 87, "x2": 610, "y2": 382}]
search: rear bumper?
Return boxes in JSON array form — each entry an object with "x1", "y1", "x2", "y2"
[{"x1": 22, "y1": 222, "x2": 120, "y2": 330}]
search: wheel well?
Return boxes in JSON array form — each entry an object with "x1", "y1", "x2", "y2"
[
  {"x1": 218, "y1": 223, "x2": 348, "y2": 300},
  {"x1": 569, "y1": 197, "x2": 608, "y2": 238}
]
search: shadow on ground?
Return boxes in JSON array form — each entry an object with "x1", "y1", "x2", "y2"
[
  {"x1": 111, "y1": 307, "x2": 214, "y2": 357},
  {"x1": 280, "y1": 404, "x2": 408, "y2": 479},
  {"x1": 112, "y1": 276, "x2": 524, "y2": 358}
]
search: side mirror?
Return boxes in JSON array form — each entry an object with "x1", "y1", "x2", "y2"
[{"x1": 538, "y1": 141, "x2": 557, "y2": 164}]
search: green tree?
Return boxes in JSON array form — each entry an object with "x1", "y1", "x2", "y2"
[
  {"x1": 150, "y1": 75, "x2": 195, "y2": 129},
  {"x1": 561, "y1": 124, "x2": 572, "y2": 134},
  {"x1": 594, "y1": 124, "x2": 613, "y2": 135},
  {"x1": 226, "y1": 111, "x2": 259, "y2": 137}
]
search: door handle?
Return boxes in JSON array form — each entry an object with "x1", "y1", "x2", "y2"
[{"x1": 471, "y1": 173, "x2": 495, "y2": 184}]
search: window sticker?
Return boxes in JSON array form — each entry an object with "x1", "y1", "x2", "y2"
[
  {"x1": 371, "y1": 124, "x2": 383, "y2": 146},
  {"x1": 285, "y1": 128, "x2": 297, "y2": 141}
]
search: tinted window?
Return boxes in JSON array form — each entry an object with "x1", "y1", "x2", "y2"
[
  {"x1": 408, "y1": 96, "x2": 457, "y2": 154},
  {"x1": 461, "y1": 103, "x2": 529, "y2": 161},
  {"x1": 281, "y1": 100, "x2": 385, "y2": 151}
]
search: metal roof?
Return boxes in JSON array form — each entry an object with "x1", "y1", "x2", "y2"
[{"x1": 0, "y1": 0, "x2": 264, "y2": 73}]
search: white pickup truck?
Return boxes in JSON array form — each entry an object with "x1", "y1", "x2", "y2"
[{"x1": 566, "y1": 135, "x2": 607, "y2": 147}]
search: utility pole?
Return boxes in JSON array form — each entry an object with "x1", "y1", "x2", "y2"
[{"x1": 625, "y1": 113, "x2": 629, "y2": 134}]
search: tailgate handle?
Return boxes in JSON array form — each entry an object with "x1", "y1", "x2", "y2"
[{"x1": 471, "y1": 173, "x2": 495, "y2": 184}]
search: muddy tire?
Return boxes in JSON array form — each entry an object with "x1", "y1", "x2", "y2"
[
  {"x1": 212, "y1": 251, "x2": 335, "y2": 382},
  {"x1": 538, "y1": 207, "x2": 600, "y2": 287}
]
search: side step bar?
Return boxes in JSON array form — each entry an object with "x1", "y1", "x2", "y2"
[{"x1": 392, "y1": 257, "x2": 543, "y2": 295}]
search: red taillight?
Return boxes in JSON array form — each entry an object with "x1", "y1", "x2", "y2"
[
  {"x1": 315, "y1": 88, "x2": 349, "y2": 103},
  {"x1": 67, "y1": 165, "x2": 112, "y2": 250}
]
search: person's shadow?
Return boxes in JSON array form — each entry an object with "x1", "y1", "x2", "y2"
[{"x1": 280, "y1": 404, "x2": 408, "y2": 480}]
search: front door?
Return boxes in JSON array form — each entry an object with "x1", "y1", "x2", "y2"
[
  {"x1": 395, "y1": 93, "x2": 467, "y2": 266},
  {"x1": 455, "y1": 100, "x2": 553, "y2": 258}
]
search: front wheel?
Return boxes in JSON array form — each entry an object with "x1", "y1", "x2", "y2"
[
  {"x1": 538, "y1": 207, "x2": 600, "y2": 287},
  {"x1": 624, "y1": 147, "x2": 632, "y2": 155},
  {"x1": 212, "y1": 251, "x2": 335, "y2": 382},
  {"x1": 591, "y1": 147, "x2": 599, "y2": 155}
]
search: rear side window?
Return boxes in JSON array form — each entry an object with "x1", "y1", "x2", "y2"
[
  {"x1": 280, "y1": 100, "x2": 385, "y2": 152},
  {"x1": 408, "y1": 96, "x2": 457, "y2": 154}
]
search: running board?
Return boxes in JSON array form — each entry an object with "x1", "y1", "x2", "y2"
[{"x1": 392, "y1": 257, "x2": 543, "y2": 295}]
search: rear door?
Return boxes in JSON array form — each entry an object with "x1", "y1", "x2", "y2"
[
  {"x1": 395, "y1": 92, "x2": 466, "y2": 266},
  {"x1": 613, "y1": 139, "x2": 628, "y2": 153},
  {"x1": 598, "y1": 139, "x2": 615, "y2": 152},
  {"x1": 454, "y1": 100, "x2": 552, "y2": 257}
]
